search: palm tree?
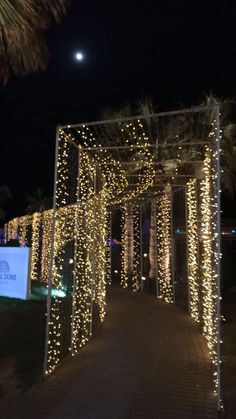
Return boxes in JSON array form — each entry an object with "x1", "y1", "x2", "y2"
[
  {"x1": 0, "y1": 184, "x2": 12, "y2": 220},
  {"x1": 0, "y1": 0, "x2": 68, "y2": 84},
  {"x1": 102, "y1": 96, "x2": 236, "y2": 196},
  {"x1": 205, "y1": 94, "x2": 236, "y2": 196},
  {"x1": 25, "y1": 187, "x2": 52, "y2": 214}
]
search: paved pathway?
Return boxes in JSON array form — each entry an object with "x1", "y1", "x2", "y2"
[{"x1": 3, "y1": 287, "x2": 217, "y2": 418}]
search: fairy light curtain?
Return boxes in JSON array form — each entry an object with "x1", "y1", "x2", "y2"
[
  {"x1": 18, "y1": 215, "x2": 31, "y2": 246},
  {"x1": 7, "y1": 217, "x2": 19, "y2": 240},
  {"x1": 121, "y1": 203, "x2": 133, "y2": 288},
  {"x1": 186, "y1": 179, "x2": 200, "y2": 322},
  {"x1": 132, "y1": 203, "x2": 141, "y2": 292},
  {"x1": 44, "y1": 135, "x2": 109, "y2": 375},
  {"x1": 30, "y1": 212, "x2": 41, "y2": 280},
  {"x1": 149, "y1": 200, "x2": 157, "y2": 280},
  {"x1": 105, "y1": 209, "x2": 112, "y2": 286},
  {"x1": 156, "y1": 188, "x2": 174, "y2": 304},
  {"x1": 41, "y1": 210, "x2": 53, "y2": 283},
  {"x1": 121, "y1": 202, "x2": 141, "y2": 292}
]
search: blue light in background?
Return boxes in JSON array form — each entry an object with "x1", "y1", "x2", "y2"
[{"x1": 51, "y1": 289, "x2": 66, "y2": 298}]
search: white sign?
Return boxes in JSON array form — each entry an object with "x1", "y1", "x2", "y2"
[{"x1": 0, "y1": 247, "x2": 31, "y2": 300}]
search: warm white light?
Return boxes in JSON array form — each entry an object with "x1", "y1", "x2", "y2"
[
  {"x1": 69, "y1": 259, "x2": 73, "y2": 264},
  {"x1": 156, "y1": 190, "x2": 173, "y2": 304},
  {"x1": 143, "y1": 253, "x2": 147, "y2": 258},
  {"x1": 114, "y1": 269, "x2": 118, "y2": 273},
  {"x1": 186, "y1": 179, "x2": 199, "y2": 323}
]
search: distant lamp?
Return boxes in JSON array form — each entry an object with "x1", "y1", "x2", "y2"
[{"x1": 51, "y1": 289, "x2": 66, "y2": 298}]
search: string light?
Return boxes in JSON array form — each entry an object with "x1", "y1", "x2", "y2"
[
  {"x1": 31, "y1": 212, "x2": 41, "y2": 280},
  {"x1": 132, "y1": 203, "x2": 141, "y2": 292},
  {"x1": 41, "y1": 210, "x2": 53, "y2": 283},
  {"x1": 186, "y1": 179, "x2": 200, "y2": 322},
  {"x1": 105, "y1": 209, "x2": 112, "y2": 286},
  {"x1": 120, "y1": 202, "x2": 141, "y2": 291},
  {"x1": 18, "y1": 215, "x2": 31, "y2": 246},
  {"x1": 156, "y1": 188, "x2": 173, "y2": 304},
  {"x1": 46, "y1": 298, "x2": 62, "y2": 375},
  {"x1": 7, "y1": 217, "x2": 19, "y2": 241},
  {"x1": 149, "y1": 200, "x2": 157, "y2": 280},
  {"x1": 121, "y1": 203, "x2": 132, "y2": 288},
  {"x1": 93, "y1": 193, "x2": 107, "y2": 321}
]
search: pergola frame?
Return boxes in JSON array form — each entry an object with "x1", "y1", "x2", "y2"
[{"x1": 5, "y1": 104, "x2": 222, "y2": 411}]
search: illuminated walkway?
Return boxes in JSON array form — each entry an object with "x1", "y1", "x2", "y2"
[{"x1": 3, "y1": 287, "x2": 216, "y2": 419}]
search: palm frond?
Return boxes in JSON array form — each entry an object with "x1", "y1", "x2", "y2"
[
  {"x1": 0, "y1": 185, "x2": 12, "y2": 221},
  {"x1": 0, "y1": 0, "x2": 68, "y2": 83},
  {"x1": 0, "y1": 184, "x2": 12, "y2": 203},
  {"x1": 25, "y1": 187, "x2": 52, "y2": 214},
  {"x1": 0, "y1": 207, "x2": 5, "y2": 221},
  {"x1": 42, "y1": 0, "x2": 68, "y2": 22}
]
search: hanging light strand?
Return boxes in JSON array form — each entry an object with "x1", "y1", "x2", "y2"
[
  {"x1": 186, "y1": 179, "x2": 200, "y2": 322},
  {"x1": 156, "y1": 189, "x2": 173, "y2": 304}
]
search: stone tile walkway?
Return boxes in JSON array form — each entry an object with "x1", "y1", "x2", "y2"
[{"x1": 2, "y1": 287, "x2": 217, "y2": 418}]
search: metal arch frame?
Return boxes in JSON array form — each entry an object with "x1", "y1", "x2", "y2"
[
  {"x1": 43, "y1": 126, "x2": 60, "y2": 376},
  {"x1": 59, "y1": 104, "x2": 218, "y2": 130},
  {"x1": 59, "y1": 105, "x2": 216, "y2": 164},
  {"x1": 44, "y1": 105, "x2": 222, "y2": 412},
  {"x1": 215, "y1": 106, "x2": 221, "y2": 411}
]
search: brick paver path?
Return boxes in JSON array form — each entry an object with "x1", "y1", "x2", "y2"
[{"x1": 2, "y1": 287, "x2": 217, "y2": 418}]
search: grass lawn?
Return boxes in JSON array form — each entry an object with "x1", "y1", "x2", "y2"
[{"x1": 0, "y1": 285, "x2": 46, "y2": 407}]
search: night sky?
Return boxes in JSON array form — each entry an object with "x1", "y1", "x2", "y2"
[{"x1": 1, "y1": 0, "x2": 236, "y2": 221}]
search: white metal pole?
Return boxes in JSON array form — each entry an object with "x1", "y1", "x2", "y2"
[
  {"x1": 90, "y1": 168, "x2": 97, "y2": 336},
  {"x1": 109, "y1": 209, "x2": 112, "y2": 285},
  {"x1": 4, "y1": 222, "x2": 8, "y2": 244},
  {"x1": 140, "y1": 205, "x2": 143, "y2": 292},
  {"x1": 59, "y1": 104, "x2": 216, "y2": 130},
  {"x1": 170, "y1": 189, "x2": 176, "y2": 304},
  {"x1": 215, "y1": 105, "x2": 221, "y2": 411},
  {"x1": 185, "y1": 184, "x2": 191, "y2": 314},
  {"x1": 153, "y1": 199, "x2": 159, "y2": 298},
  {"x1": 43, "y1": 126, "x2": 60, "y2": 377}
]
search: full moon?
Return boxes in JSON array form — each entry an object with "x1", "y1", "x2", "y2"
[{"x1": 75, "y1": 52, "x2": 84, "y2": 61}]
